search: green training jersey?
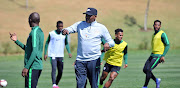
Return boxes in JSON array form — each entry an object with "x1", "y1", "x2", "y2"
[{"x1": 15, "y1": 26, "x2": 44, "y2": 70}]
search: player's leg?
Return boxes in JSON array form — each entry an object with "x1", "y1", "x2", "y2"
[
  {"x1": 31, "y1": 69, "x2": 42, "y2": 88},
  {"x1": 143, "y1": 56, "x2": 151, "y2": 74},
  {"x1": 99, "y1": 71, "x2": 108, "y2": 86},
  {"x1": 151, "y1": 72, "x2": 156, "y2": 82},
  {"x1": 104, "y1": 72, "x2": 118, "y2": 88},
  {"x1": 143, "y1": 56, "x2": 152, "y2": 87},
  {"x1": 75, "y1": 60, "x2": 87, "y2": 88},
  {"x1": 56, "y1": 57, "x2": 63, "y2": 85},
  {"x1": 104, "y1": 65, "x2": 120, "y2": 88},
  {"x1": 25, "y1": 68, "x2": 40, "y2": 88},
  {"x1": 99, "y1": 63, "x2": 111, "y2": 88},
  {"x1": 143, "y1": 56, "x2": 160, "y2": 87},
  {"x1": 150, "y1": 71, "x2": 161, "y2": 88},
  {"x1": 50, "y1": 57, "x2": 57, "y2": 86},
  {"x1": 87, "y1": 58, "x2": 100, "y2": 88},
  {"x1": 84, "y1": 79, "x2": 87, "y2": 88},
  {"x1": 25, "y1": 69, "x2": 30, "y2": 88},
  {"x1": 150, "y1": 56, "x2": 161, "y2": 88}
]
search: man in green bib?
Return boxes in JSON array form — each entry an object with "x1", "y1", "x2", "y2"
[{"x1": 142, "y1": 20, "x2": 170, "y2": 88}]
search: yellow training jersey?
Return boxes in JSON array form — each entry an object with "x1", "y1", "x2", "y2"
[
  {"x1": 151, "y1": 30, "x2": 165, "y2": 54},
  {"x1": 104, "y1": 40, "x2": 127, "y2": 67}
]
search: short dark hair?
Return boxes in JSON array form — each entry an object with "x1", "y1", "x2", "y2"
[
  {"x1": 56, "y1": 21, "x2": 63, "y2": 27},
  {"x1": 154, "y1": 20, "x2": 161, "y2": 25},
  {"x1": 115, "y1": 28, "x2": 123, "y2": 34},
  {"x1": 29, "y1": 12, "x2": 40, "y2": 23}
]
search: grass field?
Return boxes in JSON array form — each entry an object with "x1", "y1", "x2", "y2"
[{"x1": 0, "y1": 50, "x2": 180, "y2": 88}]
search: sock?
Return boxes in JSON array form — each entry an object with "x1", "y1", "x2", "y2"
[{"x1": 53, "y1": 84, "x2": 57, "y2": 87}]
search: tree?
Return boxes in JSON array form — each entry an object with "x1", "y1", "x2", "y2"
[
  {"x1": 26, "y1": 0, "x2": 28, "y2": 9},
  {"x1": 144, "y1": 0, "x2": 151, "y2": 31}
]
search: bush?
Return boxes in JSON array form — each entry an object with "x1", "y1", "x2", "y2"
[
  {"x1": 15, "y1": 46, "x2": 23, "y2": 54},
  {"x1": 2, "y1": 42, "x2": 11, "y2": 55},
  {"x1": 138, "y1": 38, "x2": 149, "y2": 50}
]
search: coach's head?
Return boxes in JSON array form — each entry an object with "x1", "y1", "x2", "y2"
[{"x1": 83, "y1": 8, "x2": 97, "y2": 23}]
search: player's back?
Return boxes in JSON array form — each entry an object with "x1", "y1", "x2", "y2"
[{"x1": 36, "y1": 27, "x2": 44, "y2": 58}]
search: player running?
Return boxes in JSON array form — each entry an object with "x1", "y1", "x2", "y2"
[
  {"x1": 44, "y1": 21, "x2": 72, "y2": 88},
  {"x1": 98, "y1": 28, "x2": 128, "y2": 88},
  {"x1": 142, "y1": 20, "x2": 170, "y2": 88}
]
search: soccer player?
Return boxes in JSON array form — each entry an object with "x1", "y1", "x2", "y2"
[
  {"x1": 62, "y1": 8, "x2": 115, "y2": 88},
  {"x1": 9, "y1": 12, "x2": 44, "y2": 88},
  {"x1": 98, "y1": 28, "x2": 128, "y2": 88},
  {"x1": 142, "y1": 20, "x2": 170, "y2": 88},
  {"x1": 44, "y1": 21, "x2": 72, "y2": 88}
]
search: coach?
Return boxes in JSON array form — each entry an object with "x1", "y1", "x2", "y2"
[{"x1": 62, "y1": 8, "x2": 114, "y2": 88}]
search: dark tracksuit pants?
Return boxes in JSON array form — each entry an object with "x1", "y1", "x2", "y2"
[
  {"x1": 50, "y1": 57, "x2": 63, "y2": 85},
  {"x1": 143, "y1": 56, "x2": 161, "y2": 86},
  {"x1": 25, "y1": 69, "x2": 42, "y2": 88},
  {"x1": 75, "y1": 58, "x2": 100, "y2": 88}
]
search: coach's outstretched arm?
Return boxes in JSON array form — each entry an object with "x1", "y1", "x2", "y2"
[
  {"x1": 102, "y1": 26, "x2": 115, "y2": 51},
  {"x1": 9, "y1": 32, "x2": 25, "y2": 50},
  {"x1": 63, "y1": 21, "x2": 81, "y2": 35}
]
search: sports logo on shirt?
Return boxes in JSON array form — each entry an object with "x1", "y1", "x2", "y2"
[{"x1": 56, "y1": 39, "x2": 61, "y2": 41}]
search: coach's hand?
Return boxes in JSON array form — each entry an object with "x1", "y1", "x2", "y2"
[
  {"x1": 123, "y1": 64, "x2": 128, "y2": 68},
  {"x1": 22, "y1": 68, "x2": 28, "y2": 77},
  {"x1": 104, "y1": 43, "x2": 110, "y2": 51},
  {"x1": 9, "y1": 32, "x2": 17, "y2": 41},
  {"x1": 62, "y1": 29, "x2": 69, "y2": 35},
  {"x1": 160, "y1": 56, "x2": 165, "y2": 63},
  {"x1": 44, "y1": 55, "x2": 47, "y2": 61},
  {"x1": 69, "y1": 53, "x2": 72, "y2": 58}
]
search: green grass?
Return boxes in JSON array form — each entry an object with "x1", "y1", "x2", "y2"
[{"x1": 0, "y1": 50, "x2": 180, "y2": 88}]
